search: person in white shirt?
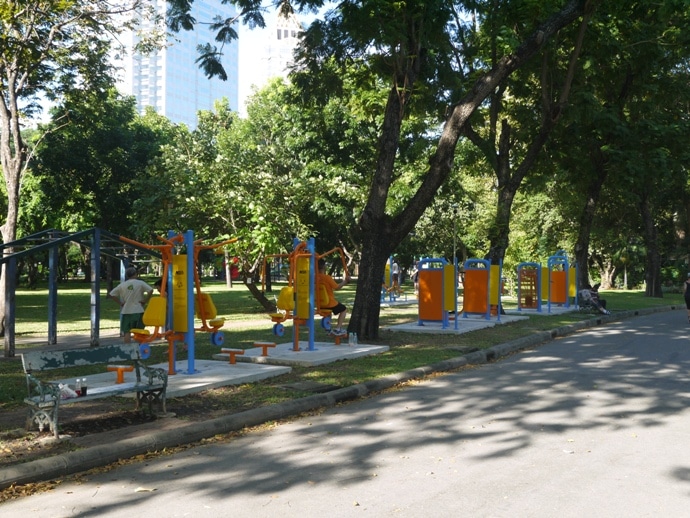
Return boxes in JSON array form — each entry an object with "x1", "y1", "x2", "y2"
[{"x1": 108, "y1": 267, "x2": 154, "y2": 342}]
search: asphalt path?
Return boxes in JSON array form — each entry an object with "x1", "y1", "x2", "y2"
[{"x1": 3, "y1": 309, "x2": 690, "y2": 517}]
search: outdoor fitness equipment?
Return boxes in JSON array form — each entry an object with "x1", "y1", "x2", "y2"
[
  {"x1": 462, "y1": 258, "x2": 503, "y2": 321},
  {"x1": 263, "y1": 238, "x2": 350, "y2": 351},
  {"x1": 417, "y1": 257, "x2": 458, "y2": 329},
  {"x1": 381, "y1": 256, "x2": 404, "y2": 302},
  {"x1": 120, "y1": 231, "x2": 237, "y2": 375},
  {"x1": 517, "y1": 262, "x2": 542, "y2": 312},
  {"x1": 192, "y1": 237, "x2": 239, "y2": 343},
  {"x1": 546, "y1": 250, "x2": 577, "y2": 313},
  {"x1": 516, "y1": 252, "x2": 577, "y2": 313}
]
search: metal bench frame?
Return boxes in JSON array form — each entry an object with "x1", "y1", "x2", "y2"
[{"x1": 21, "y1": 343, "x2": 167, "y2": 438}]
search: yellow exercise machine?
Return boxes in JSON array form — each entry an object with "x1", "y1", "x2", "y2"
[{"x1": 262, "y1": 238, "x2": 350, "y2": 351}]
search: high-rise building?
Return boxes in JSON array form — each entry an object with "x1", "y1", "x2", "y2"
[
  {"x1": 266, "y1": 11, "x2": 304, "y2": 81},
  {"x1": 117, "y1": 0, "x2": 239, "y2": 128},
  {"x1": 239, "y1": 10, "x2": 303, "y2": 114}
]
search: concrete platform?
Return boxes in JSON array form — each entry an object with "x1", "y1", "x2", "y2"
[
  {"x1": 55, "y1": 359, "x2": 292, "y2": 399},
  {"x1": 504, "y1": 304, "x2": 580, "y2": 316},
  {"x1": 385, "y1": 304, "x2": 580, "y2": 334},
  {"x1": 213, "y1": 341, "x2": 390, "y2": 367},
  {"x1": 385, "y1": 314, "x2": 523, "y2": 334}
]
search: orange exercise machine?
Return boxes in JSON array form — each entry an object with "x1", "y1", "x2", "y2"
[
  {"x1": 546, "y1": 250, "x2": 577, "y2": 313},
  {"x1": 417, "y1": 257, "x2": 457, "y2": 329},
  {"x1": 462, "y1": 258, "x2": 503, "y2": 321}
]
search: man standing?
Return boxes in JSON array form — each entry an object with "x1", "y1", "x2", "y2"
[{"x1": 108, "y1": 267, "x2": 154, "y2": 342}]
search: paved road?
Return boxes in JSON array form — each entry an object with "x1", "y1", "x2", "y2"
[{"x1": 3, "y1": 310, "x2": 690, "y2": 517}]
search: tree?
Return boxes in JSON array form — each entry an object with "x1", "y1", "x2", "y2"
[
  {"x1": 296, "y1": 0, "x2": 590, "y2": 338},
  {"x1": 462, "y1": 3, "x2": 591, "y2": 266},
  {"x1": 131, "y1": 92, "x2": 315, "y2": 309},
  {"x1": 0, "y1": 0, "x2": 145, "y2": 334},
  {"x1": 28, "y1": 89, "x2": 164, "y2": 234},
  {"x1": 545, "y1": 1, "x2": 690, "y2": 294}
]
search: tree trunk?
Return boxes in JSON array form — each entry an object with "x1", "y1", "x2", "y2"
[
  {"x1": 0, "y1": 66, "x2": 26, "y2": 344},
  {"x1": 244, "y1": 277, "x2": 276, "y2": 312},
  {"x1": 600, "y1": 264, "x2": 616, "y2": 289},
  {"x1": 349, "y1": 229, "x2": 391, "y2": 338},
  {"x1": 639, "y1": 195, "x2": 663, "y2": 298},
  {"x1": 574, "y1": 145, "x2": 608, "y2": 289}
]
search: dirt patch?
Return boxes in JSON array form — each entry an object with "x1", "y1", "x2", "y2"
[{"x1": 0, "y1": 395, "x2": 227, "y2": 469}]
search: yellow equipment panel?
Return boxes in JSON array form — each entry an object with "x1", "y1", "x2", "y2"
[
  {"x1": 172, "y1": 255, "x2": 188, "y2": 332},
  {"x1": 296, "y1": 256, "x2": 310, "y2": 319}
]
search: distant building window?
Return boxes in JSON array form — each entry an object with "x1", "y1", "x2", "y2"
[
  {"x1": 291, "y1": 30, "x2": 296, "y2": 37},
  {"x1": 284, "y1": 29, "x2": 288, "y2": 38},
  {"x1": 277, "y1": 29, "x2": 281, "y2": 40}
]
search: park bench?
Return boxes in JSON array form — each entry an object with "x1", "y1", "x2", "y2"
[{"x1": 21, "y1": 343, "x2": 168, "y2": 439}]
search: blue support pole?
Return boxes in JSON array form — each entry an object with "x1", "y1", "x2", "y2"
[
  {"x1": 496, "y1": 259, "x2": 503, "y2": 323},
  {"x1": 291, "y1": 238, "x2": 300, "y2": 351},
  {"x1": 454, "y1": 257, "x2": 459, "y2": 330}
]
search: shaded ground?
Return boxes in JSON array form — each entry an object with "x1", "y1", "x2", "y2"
[{"x1": 0, "y1": 393, "x2": 235, "y2": 468}]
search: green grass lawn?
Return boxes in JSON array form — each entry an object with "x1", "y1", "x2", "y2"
[{"x1": 0, "y1": 279, "x2": 683, "y2": 417}]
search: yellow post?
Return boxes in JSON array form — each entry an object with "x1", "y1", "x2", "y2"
[
  {"x1": 541, "y1": 266, "x2": 549, "y2": 301},
  {"x1": 568, "y1": 267, "x2": 577, "y2": 297},
  {"x1": 489, "y1": 265, "x2": 500, "y2": 306},
  {"x1": 296, "y1": 255, "x2": 310, "y2": 319},
  {"x1": 172, "y1": 255, "x2": 188, "y2": 332},
  {"x1": 443, "y1": 264, "x2": 455, "y2": 311}
]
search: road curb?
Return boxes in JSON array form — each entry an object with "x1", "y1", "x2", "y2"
[{"x1": 0, "y1": 305, "x2": 681, "y2": 490}]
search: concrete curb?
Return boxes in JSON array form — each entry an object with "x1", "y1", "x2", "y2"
[{"x1": 0, "y1": 305, "x2": 681, "y2": 490}]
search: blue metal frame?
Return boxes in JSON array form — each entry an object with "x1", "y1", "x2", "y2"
[{"x1": 0, "y1": 227, "x2": 163, "y2": 357}]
